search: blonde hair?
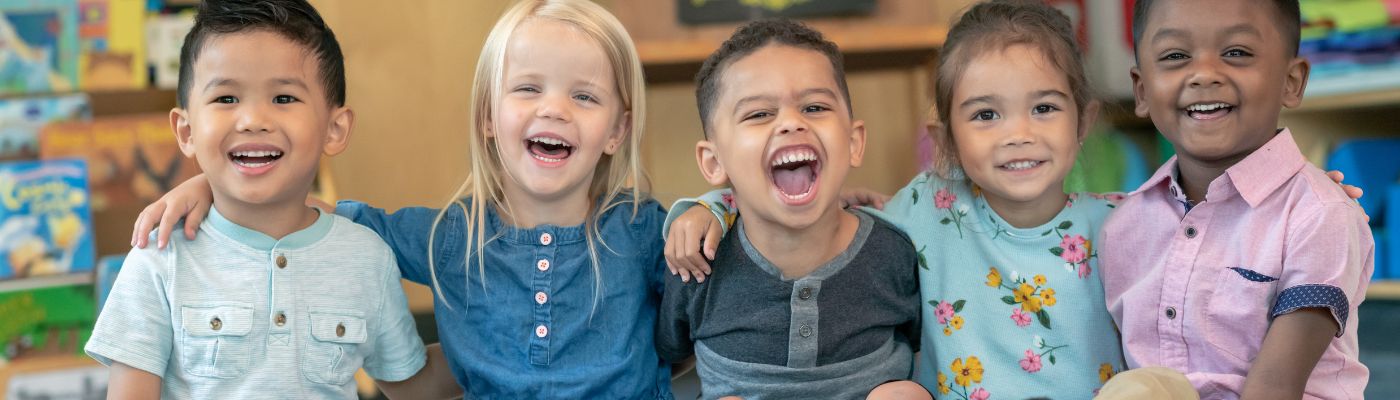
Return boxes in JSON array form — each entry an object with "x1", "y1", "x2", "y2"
[{"x1": 427, "y1": 0, "x2": 648, "y2": 313}]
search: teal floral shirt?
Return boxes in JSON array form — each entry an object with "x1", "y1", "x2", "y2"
[{"x1": 885, "y1": 172, "x2": 1126, "y2": 399}]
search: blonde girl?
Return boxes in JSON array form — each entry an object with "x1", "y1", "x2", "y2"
[{"x1": 134, "y1": 0, "x2": 680, "y2": 398}]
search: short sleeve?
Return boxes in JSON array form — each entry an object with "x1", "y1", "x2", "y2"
[
  {"x1": 361, "y1": 246, "x2": 428, "y2": 381},
  {"x1": 663, "y1": 189, "x2": 737, "y2": 240},
  {"x1": 1275, "y1": 203, "x2": 1374, "y2": 337},
  {"x1": 85, "y1": 245, "x2": 175, "y2": 377},
  {"x1": 337, "y1": 200, "x2": 462, "y2": 286},
  {"x1": 655, "y1": 272, "x2": 698, "y2": 362}
]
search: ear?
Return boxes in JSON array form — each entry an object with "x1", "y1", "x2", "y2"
[
  {"x1": 1130, "y1": 66, "x2": 1150, "y2": 118},
  {"x1": 171, "y1": 108, "x2": 196, "y2": 158},
  {"x1": 604, "y1": 110, "x2": 630, "y2": 155},
  {"x1": 1281, "y1": 56, "x2": 1310, "y2": 109},
  {"x1": 847, "y1": 119, "x2": 867, "y2": 168},
  {"x1": 695, "y1": 139, "x2": 729, "y2": 186},
  {"x1": 323, "y1": 106, "x2": 354, "y2": 156},
  {"x1": 1078, "y1": 100, "x2": 1101, "y2": 141}
]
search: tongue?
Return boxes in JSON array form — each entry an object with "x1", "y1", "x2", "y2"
[
  {"x1": 530, "y1": 142, "x2": 569, "y2": 158},
  {"x1": 773, "y1": 164, "x2": 814, "y2": 196}
]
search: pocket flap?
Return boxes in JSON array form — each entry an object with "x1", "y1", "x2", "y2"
[
  {"x1": 181, "y1": 304, "x2": 254, "y2": 336},
  {"x1": 309, "y1": 310, "x2": 367, "y2": 344}
]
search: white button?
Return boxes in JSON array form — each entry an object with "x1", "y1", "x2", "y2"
[
  {"x1": 535, "y1": 292, "x2": 548, "y2": 305},
  {"x1": 535, "y1": 325, "x2": 549, "y2": 338},
  {"x1": 537, "y1": 259, "x2": 550, "y2": 271},
  {"x1": 540, "y1": 233, "x2": 553, "y2": 246}
]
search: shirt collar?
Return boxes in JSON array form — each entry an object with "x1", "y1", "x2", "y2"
[
  {"x1": 206, "y1": 205, "x2": 334, "y2": 252},
  {"x1": 1133, "y1": 128, "x2": 1305, "y2": 209}
]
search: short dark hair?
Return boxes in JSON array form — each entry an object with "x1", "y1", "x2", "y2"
[
  {"x1": 693, "y1": 18, "x2": 851, "y2": 136},
  {"x1": 177, "y1": 0, "x2": 345, "y2": 108},
  {"x1": 1131, "y1": 0, "x2": 1300, "y2": 61}
]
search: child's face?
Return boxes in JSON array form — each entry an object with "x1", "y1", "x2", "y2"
[
  {"x1": 697, "y1": 44, "x2": 866, "y2": 230},
  {"x1": 173, "y1": 30, "x2": 350, "y2": 209},
  {"x1": 950, "y1": 44, "x2": 1081, "y2": 206},
  {"x1": 1131, "y1": 0, "x2": 1308, "y2": 166},
  {"x1": 491, "y1": 19, "x2": 628, "y2": 205}
]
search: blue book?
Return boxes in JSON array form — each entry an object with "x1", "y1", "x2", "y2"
[{"x1": 0, "y1": 158, "x2": 94, "y2": 280}]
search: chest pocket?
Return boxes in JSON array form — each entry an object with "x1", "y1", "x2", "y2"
[
  {"x1": 179, "y1": 304, "x2": 256, "y2": 378},
  {"x1": 1204, "y1": 266, "x2": 1278, "y2": 363},
  {"x1": 301, "y1": 309, "x2": 368, "y2": 385}
]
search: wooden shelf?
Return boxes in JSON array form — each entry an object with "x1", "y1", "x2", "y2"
[
  {"x1": 1292, "y1": 67, "x2": 1400, "y2": 113},
  {"x1": 1369, "y1": 280, "x2": 1400, "y2": 300},
  {"x1": 637, "y1": 24, "x2": 949, "y2": 66},
  {"x1": 0, "y1": 272, "x2": 94, "y2": 293}
]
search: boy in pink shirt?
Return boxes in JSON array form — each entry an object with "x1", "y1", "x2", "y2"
[{"x1": 1099, "y1": 0, "x2": 1373, "y2": 399}]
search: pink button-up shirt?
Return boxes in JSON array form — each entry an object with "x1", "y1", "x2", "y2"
[{"x1": 1100, "y1": 130, "x2": 1372, "y2": 399}]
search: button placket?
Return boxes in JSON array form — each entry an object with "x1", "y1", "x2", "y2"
[{"x1": 529, "y1": 231, "x2": 557, "y2": 366}]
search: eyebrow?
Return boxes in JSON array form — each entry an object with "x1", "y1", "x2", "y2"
[
  {"x1": 733, "y1": 94, "x2": 778, "y2": 114},
  {"x1": 1149, "y1": 28, "x2": 1191, "y2": 46},
  {"x1": 799, "y1": 87, "x2": 838, "y2": 100},
  {"x1": 203, "y1": 78, "x2": 237, "y2": 92},
  {"x1": 958, "y1": 95, "x2": 997, "y2": 109},
  {"x1": 202, "y1": 77, "x2": 310, "y2": 92},
  {"x1": 273, "y1": 78, "x2": 310, "y2": 91},
  {"x1": 1032, "y1": 89, "x2": 1070, "y2": 101},
  {"x1": 1220, "y1": 24, "x2": 1263, "y2": 40}
]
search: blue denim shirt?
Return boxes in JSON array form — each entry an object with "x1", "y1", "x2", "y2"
[{"x1": 337, "y1": 196, "x2": 673, "y2": 399}]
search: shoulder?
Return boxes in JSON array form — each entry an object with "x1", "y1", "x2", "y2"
[
  {"x1": 855, "y1": 210, "x2": 917, "y2": 260},
  {"x1": 1293, "y1": 165, "x2": 1363, "y2": 208},
  {"x1": 599, "y1": 192, "x2": 666, "y2": 235}
]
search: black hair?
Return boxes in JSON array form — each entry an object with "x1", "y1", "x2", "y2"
[
  {"x1": 1131, "y1": 0, "x2": 1301, "y2": 61},
  {"x1": 693, "y1": 18, "x2": 851, "y2": 136},
  {"x1": 177, "y1": 0, "x2": 345, "y2": 108}
]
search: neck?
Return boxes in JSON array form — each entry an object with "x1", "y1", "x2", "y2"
[
  {"x1": 981, "y1": 187, "x2": 1068, "y2": 229},
  {"x1": 211, "y1": 191, "x2": 318, "y2": 240},
  {"x1": 498, "y1": 182, "x2": 591, "y2": 228},
  {"x1": 1174, "y1": 154, "x2": 1242, "y2": 204},
  {"x1": 742, "y1": 205, "x2": 859, "y2": 279}
]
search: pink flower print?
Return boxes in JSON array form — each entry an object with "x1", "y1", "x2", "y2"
[
  {"x1": 935, "y1": 301, "x2": 955, "y2": 324},
  {"x1": 1020, "y1": 349, "x2": 1043, "y2": 373},
  {"x1": 970, "y1": 387, "x2": 991, "y2": 400},
  {"x1": 1078, "y1": 262, "x2": 1092, "y2": 279},
  {"x1": 935, "y1": 188, "x2": 956, "y2": 209},
  {"x1": 721, "y1": 192, "x2": 737, "y2": 209},
  {"x1": 1011, "y1": 308, "x2": 1032, "y2": 327},
  {"x1": 1059, "y1": 234, "x2": 1088, "y2": 264}
]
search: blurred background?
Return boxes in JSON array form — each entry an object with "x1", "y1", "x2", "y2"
[{"x1": 0, "y1": 0, "x2": 1396, "y2": 398}]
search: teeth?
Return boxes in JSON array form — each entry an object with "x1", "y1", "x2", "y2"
[
  {"x1": 1003, "y1": 160, "x2": 1040, "y2": 170},
  {"x1": 230, "y1": 150, "x2": 282, "y2": 158},
  {"x1": 770, "y1": 149, "x2": 817, "y2": 167},
  {"x1": 532, "y1": 153, "x2": 563, "y2": 163},
  {"x1": 529, "y1": 137, "x2": 569, "y2": 147},
  {"x1": 1186, "y1": 103, "x2": 1230, "y2": 112}
]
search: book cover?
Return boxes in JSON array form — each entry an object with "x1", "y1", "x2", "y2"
[
  {"x1": 78, "y1": 0, "x2": 146, "y2": 90},
  {"x1": 0, "y1": 0, "x2": 81, "y2": 95},
  {"x1": 0, "y1": 283, "x2": 97, "y2": 362},
  {"x1": 39, "y1": 113, "x2": 197, "y2": 211},
  {"x1": 143, "y1": 10, "x2": 192, "y2": 90},
  {"x1": 0, "y1": 94, "x2": 91, "y2": 161},
  {"x1": 0, "y1": 159, "x2": 94, "y2": 280}
]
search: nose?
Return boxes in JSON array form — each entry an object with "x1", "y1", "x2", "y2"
[
  {"x1": 1001, "y1": 114, "x2": 1034, "y2": 147},
  {"x1": 234, "y1": 102, "x2": 271, "y2": 133},
  {"x1": 536, "y1": 93, "x2": 571, "y2": 122},
  {"x1": 775, "y1": 112, "x2": 809, "y2": 135},
  {"x1": 1187, "y1": 58, "x2": 1224, "y2": 89}
]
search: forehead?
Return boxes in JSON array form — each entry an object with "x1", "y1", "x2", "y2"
[
  {"x1": 194, "y1": 31, "x2": 321, "y2": 86},
  {"x1": 954, "y1": 45, "x2": 1070, "y2": 100},
  {"x1": 1140, "y1": 0, "x2": 1286, "y2": 46},
  {"x1": 504, "y1": 18, "x2": 614, "y2": 84},
  {"x1": 716, "y1": 44, "x2": 841, "y2": 105}
]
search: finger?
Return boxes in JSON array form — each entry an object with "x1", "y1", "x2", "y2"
[
  {"x1": 679, "y1": 268, "x2": 691, "y2": 283},
  {"x1": 157, "y1": 205, "x2": 185, "y2": 249},
  {"x1": 1327, "y1": 170, "x2": 1344, "y2": 183},
  {"x1": 185, "y1": 202, "x2": 209, "y2": 241},
  {"x1": 133, "y1": 203, "x2": 166, "y2": 248},
  {"x1": 702, "y1": 225, "x2": 721, "y2": 273},
  {"x1": 1345, "y1": 185, "x2": 1363, "y2": 200}
]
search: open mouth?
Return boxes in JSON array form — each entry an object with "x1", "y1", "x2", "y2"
[
  {"x1": 999, "y1": 160, "x2": 1044, "y2": 172},
  {"x1": 526, "y1": 135, "x2": 574, "y2": 163},
  {"x1": 1184, "y1": 102, "x2": 1234, "y2": 120},
  {"x1": 769, "y1": 146, "x2": 821, "y2": 202},
  {"x1": 229, "y1": 149, "x2": 283, "y2": 168}
]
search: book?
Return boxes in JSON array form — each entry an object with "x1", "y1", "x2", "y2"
[
  {"x1": 78, "y1": 0, "x2": 147, "y2": 90},
  {"x1": 38, "y1": 113, "x2": 197, "y2": 211},
  {"x1": 0, "y1": 159, "x2": 94, "y2": 280},
  {"x1": 144, "y1": 10, "x2": 193, "y2": 90},
  {"x1": 0, "y1": 0, "x2": 81, "y2": 95},
  {"x1": 0, "y1": 94, "x2": 91, "y2": 161},
  {"x1": 0, "y1": 283, "x2": 98, "y2": 363}
]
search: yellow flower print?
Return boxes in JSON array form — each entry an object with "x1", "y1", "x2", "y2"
[
  {"x1": 944, "y1": 326, "x2": 953, "y2": 336},
  {"x1": 986, "y1": 267, "x2": 1002, "y2": 287},
  {"x1": 952, "y1": 356, "x2": 985, "y2": 387},
  {"x1": 1022, "y1": 292, "x2": 1044, "y2": 312},
  {"x1": 1099, "y1": 363, "x2": 1116, "y2": 383},
  {"x1": 951, "y1": 315, "x2": 965, "y2": 330},
  {"x1": 1014, "y1": 283, "x2": 1035, "y2": 303},
  {"x1": 1041, "y1": 287, "x2": 1057, "y2": 306},
  {"x1": 937, "y1": 372, "x2": 950, "y2": 395},
  {"x1": 1033, "y1": 274, "x2": 1046, "y2": 286}
]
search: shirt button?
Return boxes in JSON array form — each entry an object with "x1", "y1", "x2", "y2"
[
  {"x1": 798, "y1": 287, "x2": 812, "y2": 300},
  {"x1": 799, "y1": 324, "x2": 813, "y2": 338},
  {"x1": 336, "y1": 323, "x2": 346, "y2": 337},
  {"x1": 535, "y1": 291, "x2": 548, "y2": 305},
  {"x1": 1165, "y1": 307, "x2": 1177, "y2": 320},
  {"x1": 275, "y1": 312, "x2": 287, "y2": 326},
  {"x1": 540, "y1": 233, "x2": 553, "y2": 246},
  {"x1": 276, "y1": 254, "x2": 287, "y2": 269},
  {"x1": 537, "y1": 259, "x2": 550, "y2": 271},
  {"x1": 1184, "y1": 226, "x2": 1198, "y2": 239},
  {"x1": 535, "y1": 325, "x2": 549, "y2": 338},
  {"x1": 210, "y1": 317, "x2": 222, "y2": 331}
]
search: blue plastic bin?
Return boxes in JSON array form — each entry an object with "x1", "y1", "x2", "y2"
[
  {"x1": 1377, "y1": 227, "x2": 1389, "y2": 280},
  {"x1": 1326, "y1": 139, "x2": 1400, "y2": 224}
]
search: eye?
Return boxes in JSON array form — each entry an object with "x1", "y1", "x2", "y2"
[
  {"x1": 743, "y1": 111, "x2": 773, "y2": 121},
  {"x1": 214, "y1": 96, "x2": 238, "y2": 104},
  {"x1": 273, "y1": 95, "x2": 298, "y2": 104},
  {"x1": 573, "y1": 93, "x2": 597, "y2": 103},
  {"x1": 1223, "y1": 48, "x2": 1252, "y2": 57},
  {"x1": 803, "y1": 104, "x2": 830, "y2": 113},
  {"x1": 971, "y1": 110, "x2": 1000, "y2": 121},
  {"x1": 1032, "y1": 104, "x2": 1060, "y2": 114},
  {"x1": 514, "y1": 85, "x2": 540, "y2": 94},
  {"x1": 1159, "y1": 52, "x2": 1189, "y2": 61}
]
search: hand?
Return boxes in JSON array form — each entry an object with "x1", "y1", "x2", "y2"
[
  {"x1": 665, "y1": 206, "x2": 720, "y2": 283},
  {"x1": 132, "y1": 174, "x2": 213, "y2": 249},
  {"x1": 841, "y1": 187, "x2": 891, "y2": 210},
  {"x1": 1326, "y1": 170, "x2": 1368, "y2": 223}
]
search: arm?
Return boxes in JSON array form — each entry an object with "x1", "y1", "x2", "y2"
[
  {"x1": 107, "y1": 362, "x2": 161, "y2": 400},
  {"x1": 655, "y1": 272, "x2": 698, "y2": 363},
  {"x1": 376, "y1": 344, "x2": 462, "y2": 400},
  {"x1": 1239, "y1": 309, "x2": 1336, "y2": 400},
  {"x1": 131, "y1": 173, "x2": 345, "y2": 249}
]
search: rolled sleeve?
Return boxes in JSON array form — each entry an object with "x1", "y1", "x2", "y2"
[
  {"x1": 655, "y1": 273, "x2": 697, "y2": 362},
  {"x1": 1276, "y1": 203, "x2": 1374, "y2": 337},
  {"x1": 85, "y1": 246, "x2": 174, "y2": 377},
  {"x1": 663, "y1": 189, "x2": 736, "y2": 240},
  {"x1": 361, "y1": 247, "x2": 427, "y2": 381}
]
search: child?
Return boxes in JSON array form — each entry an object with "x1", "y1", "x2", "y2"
[
  {"x1": 86, "y1": 0, "x2": 428, "y2": 398},
  {"x1": 129, "y1": 0, "x2": 682, "y2": 398},
  {"x1": 1100, "y1": 0, "x2": 1373, "y2": 397},
  {"x1": 652, "y1": 19, "x2": 925, "y2": 400},
  {"x1": 666, "y1": 2, "x2": 1129, "y2": 398}
]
